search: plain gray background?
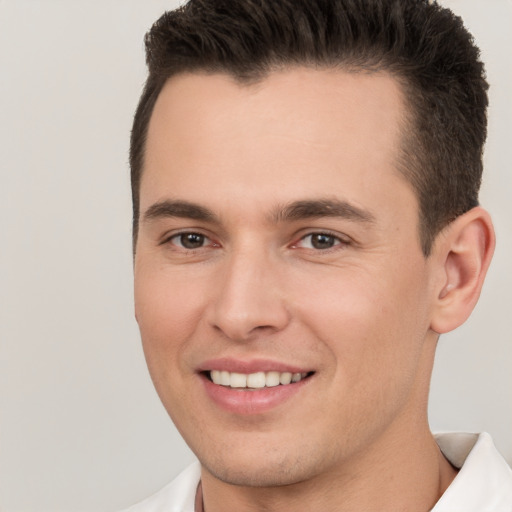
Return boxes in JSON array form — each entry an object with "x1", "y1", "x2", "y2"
[{"x1": 1, "y1": 1, "x2": 511, "y2": 511}]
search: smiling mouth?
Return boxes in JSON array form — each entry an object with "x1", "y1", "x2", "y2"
[{"x1": 205, "y1": 370, "x2": 314, "y2": 389}]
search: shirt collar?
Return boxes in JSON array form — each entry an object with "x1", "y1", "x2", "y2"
[{"x1": 432, "y1": 432, "x2": 512, "y2": 511}]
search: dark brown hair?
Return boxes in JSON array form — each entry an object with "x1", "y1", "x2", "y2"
[{"x1": 130, "y1": 0, "x2": 488, "y2": 255}]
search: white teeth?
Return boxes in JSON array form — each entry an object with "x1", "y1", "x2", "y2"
[
  {"x1": 279, "y1": 372, "x2": 292, "y2": 385},
  {"x1": 211, "y1": 370, "x2": 221, "y2": 384},
  {"x1": 209, "y1": 370, "x2": 310, "y2": 388},
  {"x1": 220, "y1": 370, "x2": 230, "y2": 386},
  {"x1": 247, "y1": 372, "x2": 266, "y2": 388},
  {"x1": 265, "y1": 371, "x2": 280, "y2": 387},
  {"x1": 230, "y1": 373, "x2": 247, "y2": 388}
]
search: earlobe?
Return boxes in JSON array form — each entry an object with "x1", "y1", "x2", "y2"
[{"x1": 430, "y1": 207, "x2": 495, "y2": 334}]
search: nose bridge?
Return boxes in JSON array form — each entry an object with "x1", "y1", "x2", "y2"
[{"x1": 209, "y1": 242, "x2": 289, "y2": 341}]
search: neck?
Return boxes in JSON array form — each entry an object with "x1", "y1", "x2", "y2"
[{"x1": 200, "y1": 421, "x2": 458, "y2": 512}]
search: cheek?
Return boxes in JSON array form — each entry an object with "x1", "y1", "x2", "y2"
[
  {"x1": 291, "y1": 266, "x2": 431, "y2": 446},
  {"x1": 134, "y1": 268, "x2": 206, "y2": 375},
  {"x1": 291, "y1": 260, "x2": 430, "y2": 382}
]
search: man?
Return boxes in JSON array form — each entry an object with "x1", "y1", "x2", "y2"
[{"x1": 124, "y1": 0, "x2": 512, "y2": 510}]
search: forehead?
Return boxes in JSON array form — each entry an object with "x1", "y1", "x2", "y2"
[{"x1": 142, "y1": 68, "x2": 411, "y2": 218}]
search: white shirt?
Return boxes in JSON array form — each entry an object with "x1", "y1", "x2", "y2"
[
  {"x1": 121, "y1": 432, "x2": 512, "y2": 512},
  {"x1": 432, "y1": 432, "x2": 512, "y2": 511}
]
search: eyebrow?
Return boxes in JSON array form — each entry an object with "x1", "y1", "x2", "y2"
[
  {"x1": 142, "y1": 200, "x2": 218, "y2": 223},
  {"x1": 142, "y1": 198, "x2": 375, "y2": 225},
  {"x1": 273, "y1": 199, "x2": 376, "y2": 224}
]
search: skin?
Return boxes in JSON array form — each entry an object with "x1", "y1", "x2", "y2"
[{"x1": 134, "y1": 68, "x2": 494, "y2": 511}]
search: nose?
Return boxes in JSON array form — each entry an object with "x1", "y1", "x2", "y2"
[{"x1": 207, "y1": 246, "x2": 291, "y2": 342}]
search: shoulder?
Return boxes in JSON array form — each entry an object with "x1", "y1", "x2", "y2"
[{"x1": 119, "y1": 462, "x2": 201, "y2": 512}]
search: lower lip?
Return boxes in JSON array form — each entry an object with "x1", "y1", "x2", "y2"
[{"x1": 200, "y1": 374, "x2": 311, "y2": 415}]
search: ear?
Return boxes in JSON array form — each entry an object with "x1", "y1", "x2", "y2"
[{"x1": 430, "y1": 207, "x2": 495, "y2": 334}]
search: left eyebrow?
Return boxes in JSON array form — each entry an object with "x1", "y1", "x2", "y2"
[
  {"x1": 272, "y1": 199, "x2": 376, "y2": 224},
  {"x1": 142, "y1": 200, "x2": 218, "y2": 224}
]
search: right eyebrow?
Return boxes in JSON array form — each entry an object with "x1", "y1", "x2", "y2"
[{"x1": 142, "y1": 200, "x2": 218, "y2": 223}]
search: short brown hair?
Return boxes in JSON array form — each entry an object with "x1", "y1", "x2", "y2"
[{"x1": 130, "y1": 0, "x2": 488, "y2": 255}]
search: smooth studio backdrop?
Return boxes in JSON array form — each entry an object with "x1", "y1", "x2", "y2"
[{"x1": 1, "y1": 1, "x2": 511, "y2": 511}]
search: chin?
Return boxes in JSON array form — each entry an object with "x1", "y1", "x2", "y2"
[
  {"x1": 198, "y1": 444, "x2": 328, "y2": 488},
  {"x1": 204, "y1": 460, "x2": 307, "y2": 488}
]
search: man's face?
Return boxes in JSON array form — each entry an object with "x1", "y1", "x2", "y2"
[{"x1": 134, "y1": 69, "x2": 439, "y2": 486}]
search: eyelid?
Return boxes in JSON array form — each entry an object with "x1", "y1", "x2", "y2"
[
  {"x1": 290, "y1": 230, "x2": 352, "y2": 250},
  {"x1": 160, "y1": 229, "x2": 219, "y2": 249}
]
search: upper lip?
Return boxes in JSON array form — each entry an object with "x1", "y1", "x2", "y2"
[{"x1": 197, "y1": 357, "x2": 313, "y2": 374}]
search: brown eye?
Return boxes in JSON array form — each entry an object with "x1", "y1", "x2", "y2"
[
  {"x1": 174, "y1": 232, "x2": 207, "y2": 249},
  {"x1": 310, "y1": 233, "x2": 337, "y2": 249},
  {"x1": 293, "y1": 232, "x2": 347, "y2": 251}
]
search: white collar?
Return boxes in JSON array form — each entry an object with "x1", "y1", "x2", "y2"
[{"x1": 432, "y1": 432, "x2": 512, "y2": 511}]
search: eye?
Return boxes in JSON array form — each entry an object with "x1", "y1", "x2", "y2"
[
  {"x1": 295, "y1": 232, "x2": 346, "y2": 250},
  {"x1": 169, "y1": 232, "x2": 211, "y2": 250}
]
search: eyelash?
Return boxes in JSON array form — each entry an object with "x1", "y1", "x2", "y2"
[
  {"x1": 162, "y1": 230, "x2": 350, "y2": 252},
  {"x1": 291, "y1": 231, "x2": 350, "y2": 251},
  {"x1": 163, "y1": 231, "x2": 218, "y2": 250}
]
